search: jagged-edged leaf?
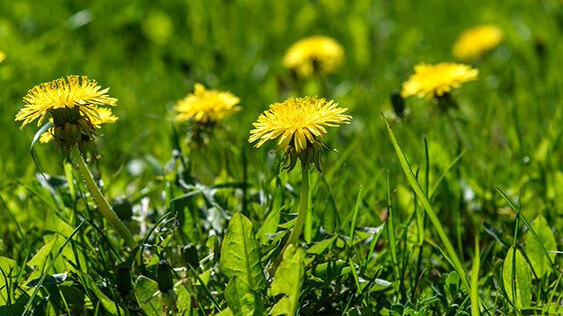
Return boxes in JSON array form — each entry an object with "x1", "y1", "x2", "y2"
[
  {"x1": 270, "y1": 245, "x2": 305, "y2": 316},
  {"x1": 306, "y1": 236, "x2": 337, "y2": 255},
  {"x1": 220, "y1": 212, "x2": 266, "y2": 292},
  {"x1": 0, "y1": 256, "x2": 17, "y2": 276},
  {"x1": 27, "y1": 273, "x2": 68, "y2": 286},
  {"x1": 176, "y1": 282, "x2": 192, "y2": 314},
  {"x1": 135, "y1": 276, "x2": 165, "y2": 316},
  {"x1": 257, "y1": 207, "x2": 281, "y2": 244},
  {"x1": 84, "y1": 275, "x2": 124, "y2": 315},
  {"x1": 503, "y1": 247, "x2": 531, "y2": 309},
  {"x1": 27, "y1": 236, "x2": 59, "y2": 269},
  {"x1": 217, "y1": 308, "x2": 235, "y2": 316},
  {"x1": 525, "y1": 215, "x2": 556, "y2": 278},
  {"x1": 225, "y1": 276, "x2": 263, "y2": 316}
]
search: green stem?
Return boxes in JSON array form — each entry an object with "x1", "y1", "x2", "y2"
[
  {"x1": 269, "y1": 164, "x2": 310, "y2": 273},
  {"x1": 286, "y1": 165, "x2": 310, "y2": 246},
  {"x1": 71, "y1": 147, "x2": 137, "y2": 248}
]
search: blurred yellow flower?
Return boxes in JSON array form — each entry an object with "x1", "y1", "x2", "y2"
[
  {"x1": 40, "y1": 107, "x2": 118, "y2": 143},
  {"x1": 93, "y1": 107, "x2": 118, "y2": 126},
  {"x1": 401, "y1": 63, "x2": 478, "y2": 99},
  {"x1": 453, "y1": 25, "x2": 503, "y2": 60},
  {"x1": 174, "y1": 83, "x2": 240, "y2": 124},
  {"x1": 15, "y1": 75, "x2": 117, "y2": 129},
  {"x1": 0, "y1": 51, "x2": 5, "y2": 63},
  {"x1": 283, "y1": 36, "x2": 344, "y2": 77},
  {"x1": 249, "y1": 96, "x2": 351, "y2": 154}
]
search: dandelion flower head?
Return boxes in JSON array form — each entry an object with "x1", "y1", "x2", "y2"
[
  {"x1": 283, "y1": 36, "x2": 344, "y2": 77},
  {"x1": 249, "y1": 96, "x2": 351, "y2": 154},
  {"x1": 15, "y1": 75, "x2": 117, "y2": 129},
  {"x1": 174, "y1": 83, "x2": 240, "y2": 124},
  {"x1": 401, "y1": 63, "x2": 478, "y2": 100},
  {"x1": 16, "y1": 75, "x2": 117, "y2": 151},
  {"x1": 0, "y1": 51, "x2": 5, "y2": 63},
  {"x1": 453, "y1": 25, "x2": 503, "y2": 60}
]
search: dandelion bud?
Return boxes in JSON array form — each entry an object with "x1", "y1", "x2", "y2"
[
  {"x1": 115, "y1": 265, "x2": 132, "y2": 296},
  {"x1": 156, "y1": 260, "x2": 174, "y2": 294},
  {"x1": 181, "y1": 245, "x2": 199, "y2": 269},
  {"x1": 112, "y1": 196, "x2": 133, "y2": 221},
  {"x1": 390, "y1": 92, "x2": 406, "y2": 118}
]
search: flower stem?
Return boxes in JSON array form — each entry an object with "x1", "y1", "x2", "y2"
[
  {"x1": 71, "y1": 147, "x2": 137, "y2": 248},
  {"x1": 286, "y1": 164, "x2": 310, "y2": 246},
  {"x1": 270, "y1": 164, "x2": 310, "y2": 273}
]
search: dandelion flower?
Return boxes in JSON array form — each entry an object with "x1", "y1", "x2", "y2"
[
  {"x1": 453, "y1": 25, "x2": 503, "y2": 60},
  {"x1": 401, "y1": 63, "x2": 478, "y2": 100},
  {"x1": 40, "y1": 107, "x2": 118, "y2": 144},
  {"x1": 17, "y1": 77, "x2": 135, "y2": 248},
  {"x1": 92, "y1": 107, "x2": 118, "y2": 126},
  {"x1": 0, "y1": 51, "x2": 5, "y2": 63},
  {"x1": 16, "y1": 75, "x2": 117, "y2": 129},
  {"x1": 249, "y1": 97, "x2": 350, "y2": 170},
  {"x1": 15, "y1": 75, "x2": 117, "y2": 151},
  {"x1": 283, "y1": 36, "x2": 344, "y2": 77},
  {"x1": 174, "y1": 83, "x2": 240, "y2": 124}
]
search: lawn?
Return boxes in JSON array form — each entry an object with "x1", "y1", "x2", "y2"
[{"x1": 0, "y1": 0, "x2": 561, "y2": 315}]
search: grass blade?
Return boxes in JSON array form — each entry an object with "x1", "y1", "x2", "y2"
[{"x1": 383, "y1": 116, "x2": 471, "y2": 294}]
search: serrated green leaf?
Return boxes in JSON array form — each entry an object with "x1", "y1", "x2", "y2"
[
  {"x1": 220, "y1": 212, "x2": 266, "y2": 292},
  {"x1": 270, "y1": 245, "x2": 304, "y2": 316},
  {"x1": 176, "y1": 282, "x2": 192, "y2": 314},
  {"x1": 225, "y1": 276, "x2": 263, "y2": 316},
  {"x1": 217, "y1": 308, "x2": 235, "y2": 316},
  {"x1": 84, "y1": 275, "x2": 124, "y2": 315},
  {"x1": 525, "y1": 215, "x2": 556, "y2": 278},
  {"x1": 503, "y1": 247, "x2": 531, "y2": 309},
  {"x1": 306, "y1": 236, "x2": 337, "y2": 255},
  {"x1": 0, "y1": 256, "x2": 17, "y2": 276},
  {"x1": 257, "y1": 207, "x2": 281, "y2": 244},
  {"x1": 27, "y1": 236, "x2": 59, "y2": 269},
  {"x1": 135, "y1": 276, "x2": 165, "y2": 316}
]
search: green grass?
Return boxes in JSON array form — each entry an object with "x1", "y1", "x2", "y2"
[{"x1": 0, "y1": 0, "x2": 561, "y2": 314}]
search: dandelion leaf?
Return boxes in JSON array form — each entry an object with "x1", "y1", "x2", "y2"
[
  {"x1": 270, "y1": 245, "x2": 305, "y2": 316},
  {"x1": 134, "y1": 276, "x2": 165, "y2": 316},
  {"x1": 503, "y1": 247, "x2": 531, "y2": 309},
  {"x1": 225, "y1": 276, "x2": 264, "y2": 316},
  {"x1": 220, "y1": 212, "x2": 266, "y2": 292},
  {"x1": 525, "y1": 215, "x2": 556, "y2": 278}
]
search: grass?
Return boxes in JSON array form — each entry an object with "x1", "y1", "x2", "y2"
[{"x1": 0, "y1": 0, "x2": 561, "y2": 315}]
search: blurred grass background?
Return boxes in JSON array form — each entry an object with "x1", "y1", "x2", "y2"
[{"x1": 0, "y1": 0, "x2": 561, "y2": 235}]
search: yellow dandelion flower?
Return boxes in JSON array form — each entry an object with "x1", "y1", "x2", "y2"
[
  {"x1": 283, "y1": 36, "x2": 344, "y2": 77},
  {"x1": 0, "y1": 51, "x2": 5, "y2": 63},
  {"x1": 401, "y1": 63, "x2": 478, "y2": 100},
  {"x1": 174, "y1": 83, "x2": 240, "y2": 124},
  {"x1": 249, "y1": 97, "x2": 351, "y2": 154},
  {"x1": 15, "y1": 75, "x2": 117, "y2": 129},
  {"x1": 40, "y1": 107, "x2": 118, "y2": 144},
  {"x1": 453, "y1": 25, "x2": 503, "y2": 60},
  {"x1": 93, "y1": 107, "x2": 118, "y2": 126}
]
